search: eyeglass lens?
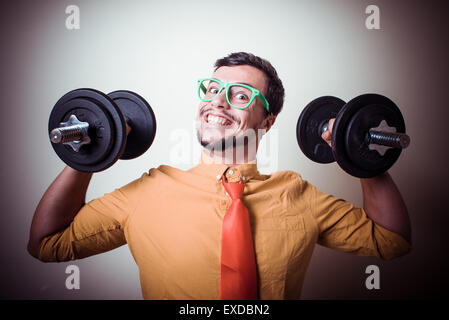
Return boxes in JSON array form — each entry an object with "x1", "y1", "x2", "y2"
[{"x1": 199, "y1": 79, "x2": 253, "y2": 108}]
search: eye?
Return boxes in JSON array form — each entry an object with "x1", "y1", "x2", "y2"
[
  {"x1": 236, "y1": 93, "x2": 249, "y2": 101},
  {"x1": 209, "y1": 87, "x2": 219, "y2": 94}
]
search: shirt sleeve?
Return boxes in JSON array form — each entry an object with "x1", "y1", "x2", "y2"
[
  {"x1": 38, "y1": 172, "x2": 148, "y2": 262},
  {"x1": 303, "y1": 178, "x2": 411, "y2": 260}
]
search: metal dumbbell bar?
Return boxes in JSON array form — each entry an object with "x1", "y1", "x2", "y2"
[
  {"x1": 368, "y1": 129, "x2": 410, "y2": 150},
  {"x1": 50, "y1": 115, "x2": 90, "y2": 151}
]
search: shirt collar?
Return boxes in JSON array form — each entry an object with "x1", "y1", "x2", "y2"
[{"x1": 188, "y1": 151, "x2": 261, "y2": 181}]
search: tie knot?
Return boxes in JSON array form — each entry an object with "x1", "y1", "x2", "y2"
[{"x1": 221, "y1": 175, "x2": 244, "y2": 200}]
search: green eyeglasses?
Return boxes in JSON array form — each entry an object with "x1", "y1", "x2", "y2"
[{"x1": 197, "y1": 78, "x2": 270, "y2": 112}]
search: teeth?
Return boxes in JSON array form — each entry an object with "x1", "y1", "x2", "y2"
[{"x1": 207, "y1": 115, "x2": 231, "y2": 126}]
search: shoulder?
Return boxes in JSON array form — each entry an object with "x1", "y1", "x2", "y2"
[
  {"x1": 257, "y1": 169, "x2": 313, "y2": 195},
  {"x1": 148, "y1": 164, "x2": 191, "y2": 179},
  {"x1": 270, "y1": 170, "x2": 303, "y2": 180},
  {"x1": 262, "y1": 169, "x2": 306, "y2": 185},
  {"x1": 135, "y1": 164, "x2": 189, "y2": 186}
]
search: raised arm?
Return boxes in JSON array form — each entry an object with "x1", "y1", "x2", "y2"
[
  {"x1": 27, "y1": 166, "x2": 93, "y2": 258},
  {"x1": 360, "y1": 173, "x2": 411, "y2": 243},
  {"x1": 322, "y1": 118, "x2": 411, "y2": 244}
]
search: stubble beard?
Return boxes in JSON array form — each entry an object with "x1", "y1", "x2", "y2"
[{"x1": 196, "y1": 127, "x2": 260, "y2": 164}]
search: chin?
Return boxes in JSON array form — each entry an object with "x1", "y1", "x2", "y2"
[{"x1": 198, "y1": 132, "x2": 233, "y2": 152}]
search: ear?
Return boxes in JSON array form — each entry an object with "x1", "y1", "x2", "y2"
[{"x1": 259, "y1": 114, "x2": 276, "y2": 133}]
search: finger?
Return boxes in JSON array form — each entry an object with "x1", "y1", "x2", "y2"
[
  {"x1": 321, "y1": 118, "x2": 335, "y2": 147},
  {"x1": 321, "y1": 129, "x2": 331, "y2": 147},
  {"x1": 126, "y1": 123, "x2": 132, "y2": 136},
  {"x1": 328, "y1": 118, "x2": 335, "y2": 134},
  {"x1": 321, "y1": 130, "x2": 330, "y2": 141}
]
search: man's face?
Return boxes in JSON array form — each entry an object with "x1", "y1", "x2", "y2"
[{"x1": 196, "y1": 65, "x2": 269, "y2": 150}]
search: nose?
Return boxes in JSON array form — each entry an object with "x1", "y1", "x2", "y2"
[{"x1": 210, "y1": 89, "x2": 231, "y2": 110}]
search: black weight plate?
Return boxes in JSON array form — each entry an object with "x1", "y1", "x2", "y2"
[
  {"x1": 296, "y1": 96, "x2": 346, "y2": 163},
  {"x1": 48, "y1": 88, "x2": 127, "y2": 172},
  {"x1": 49, "y1": 98, "x2": 114, "y2": 166},
  {"x1": 332, "y1": 94, "x2": 405, "y2": 178},
  {"x1": 108, "y1": 90, "x2": 156, "y2": 160}
]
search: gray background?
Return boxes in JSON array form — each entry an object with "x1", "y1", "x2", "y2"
[{"x1": 0, "y1": 0, "x2": 448, "y2": 299}]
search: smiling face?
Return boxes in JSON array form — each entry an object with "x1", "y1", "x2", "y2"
[{"x1": 196, "y1": 65, "x2": 275, "y2": 158}]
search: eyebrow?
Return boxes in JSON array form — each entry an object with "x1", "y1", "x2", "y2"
[{"x1": 213, "y1": 78, "x2": 254, "y2": 88}]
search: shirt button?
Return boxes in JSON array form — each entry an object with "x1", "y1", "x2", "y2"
[
  {"x1": 242, "y1": 176, "x2": 246, "y2": 181},
  {"x1": 228, "y1": 169, "x2": 234, "y2": 175}
]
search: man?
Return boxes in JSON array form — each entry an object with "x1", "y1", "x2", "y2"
[{"x1": 28, "y1": 52, "x2": 411, "y2": 299}]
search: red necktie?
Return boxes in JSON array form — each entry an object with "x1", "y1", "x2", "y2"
[{"x1": 219, "y1": 175, "x2": 258, "y2": 300}]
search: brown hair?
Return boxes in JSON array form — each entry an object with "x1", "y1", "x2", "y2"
[{"x1": 214, "y1": 52, "x2": 285, "y2": 117}]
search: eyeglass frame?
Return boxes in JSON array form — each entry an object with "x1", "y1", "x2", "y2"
[{"x1": 197, "y1": 78, "x2": 270, "y2": 112}]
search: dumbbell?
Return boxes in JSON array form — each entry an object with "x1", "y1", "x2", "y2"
[
  {"x1": 296, "y1": 94, "x2": 410, "y2": 178},
  {"x1": 48, "y1": 88, "x2": 156, "y2": 172}
]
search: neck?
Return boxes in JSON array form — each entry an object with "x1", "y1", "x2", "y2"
[{"x1": 201, "y1": 147, "x2": 257, "y2": 166}]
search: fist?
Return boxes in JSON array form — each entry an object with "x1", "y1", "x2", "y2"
[{"x1": 321, "y1": 118, "x2": 335, "y2": 147}]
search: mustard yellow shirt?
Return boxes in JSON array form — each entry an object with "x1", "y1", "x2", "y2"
[{"x1": 39, "y1": 160, "x2": 411, "y2": 299}]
